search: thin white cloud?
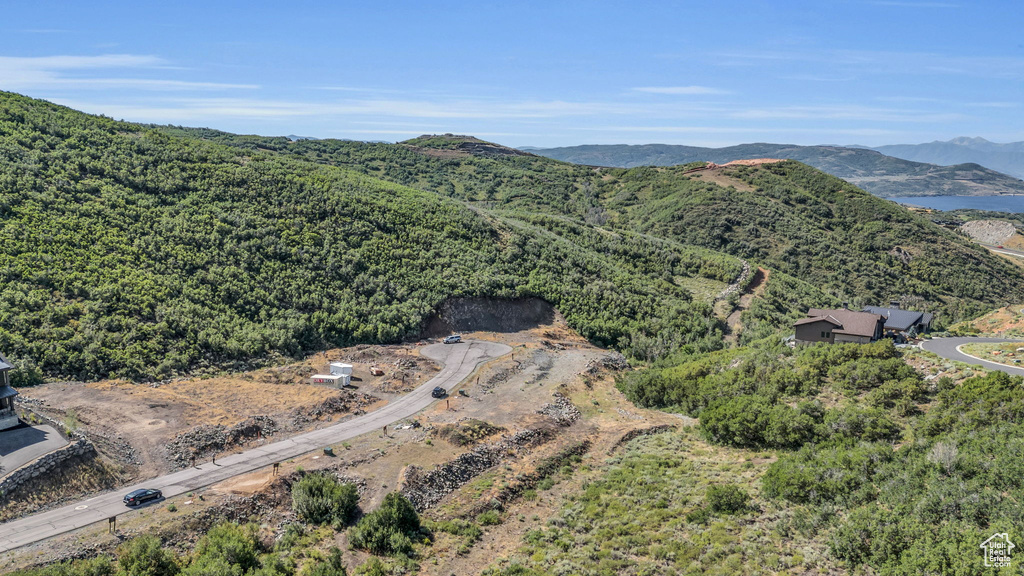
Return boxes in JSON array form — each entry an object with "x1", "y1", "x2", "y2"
[
  {"x1": 730, "y1": 104, "x2": 966, "y2": 123},
  {"x1": 0, "y1": 54, "x2": 255, "y2": 92},
  {"x1": 51, "y1": 96, "x2": 650, "y2": 122},
  {"x1": 0, "y1": 54, "x2": 163, "y2": 69},
  {"x1": 632, "y1": 86, "x2": 731, "y2": 95}
]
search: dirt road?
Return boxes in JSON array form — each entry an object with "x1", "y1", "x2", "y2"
[{"x1": 0, "y1": 340, "x2": 510, "y2": 554}]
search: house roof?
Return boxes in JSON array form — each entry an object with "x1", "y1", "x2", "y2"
[
  {"x1": 806, "y1": 308, "x2": 884, "y2": 338},
  {"x1": 0, "y1": 352, "x2": 11, "y2": 372},
  {"x1": 794, "y1": 315, "x2": 842, "y2": 327},
  {"x1": 862, "y1": 307, "x2": 933, "y2": 331},
  {"x1": 0, "y1": 385, "x2": 18, "y2": 400}
]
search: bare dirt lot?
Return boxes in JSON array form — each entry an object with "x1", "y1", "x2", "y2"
[
  {"x1": 19, "y1": 344, "x2": 440, "y2": 478},
  {"x1": 2, "y1": 303, "x2": 685, "y2": 575}
]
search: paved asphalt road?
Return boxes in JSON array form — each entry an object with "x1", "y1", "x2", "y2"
[
  {"x1": 0, "y1": 425, "x2": 67, "y2": 472},
  {"x1": 920, "y1": 337, "x2": 1024, "y2": 377},
  {"x1": 0, "y1": 340, "x2": 510, "y2": 555}
]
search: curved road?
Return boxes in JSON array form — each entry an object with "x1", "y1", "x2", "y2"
[
  {"x1": 0, "y1": 340, "x2": 510, "y2": 554},
  {"x1": 920, "y1": 337, "x2": 1024, "y2": 377}
]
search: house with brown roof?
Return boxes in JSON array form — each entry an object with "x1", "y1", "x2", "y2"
[{"x1": 794, "y1": 308, "x2": 885, "y2": 345}]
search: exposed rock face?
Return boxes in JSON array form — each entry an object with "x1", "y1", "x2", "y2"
[
  {"x1": 959, "y1": 219, "x2": 1017, "y2": 245},
  {"x1": 422, "y1": 297, "x2": 558, "y2": 337}
]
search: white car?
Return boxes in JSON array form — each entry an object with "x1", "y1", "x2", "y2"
[{"x1": 443, "y1": 335, "x2": 462, "y2": 344}]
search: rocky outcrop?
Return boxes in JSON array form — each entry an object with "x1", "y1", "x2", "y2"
[
  {"x1": 422, "y1": 297, "x2": 558, "y2": 337},
  {"x1": 959, "y1": 219, "x2": 1017, "y2": 245}
]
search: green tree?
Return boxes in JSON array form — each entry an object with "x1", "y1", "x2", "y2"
[
  {"x1": 291, "y1": 473, "x2": 359, "y2": 528},
  {"x1": 348, "y1": 493, "x2": 421, "y2": 556},
  {"x1": 706, "y1": 484, "x2": 749, "y2": 514},
  {"x1": 116, "y1": 535, "x2": 179, "y2": 576}
]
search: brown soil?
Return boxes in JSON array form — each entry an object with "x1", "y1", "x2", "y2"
[
  {"x1": 21, "y1": 344, "x2": 435, "y2": 478},
  {"x1": 686, "y1": 166, "x2": 756, "y2": 192},
  {"x1": 722, "y1": 158, "x2": 785, "y2": 166},
  {"x1": 3, "y1": 305, "x2": 686, "y2": 575},
  {"x1": 951, "y1": 304, "x2": 1024, "y2": 336},
  {"x1": 724, "y1": 267, "x2": 770, "y2": 344}
]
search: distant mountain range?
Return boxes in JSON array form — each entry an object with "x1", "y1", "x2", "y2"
[
  {"x1": 531, "y1": 142, "x2": 1024, "y2": 198},
  {"x1": 870, "y1": 137, "x2": 1024, "y2": 180}
]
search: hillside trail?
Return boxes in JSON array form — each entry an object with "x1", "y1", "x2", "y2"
[{"x1": 722, "y1": 267, "x2": 769, "y2": 345}]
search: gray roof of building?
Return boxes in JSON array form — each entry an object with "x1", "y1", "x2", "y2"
[
  {"x1": 0, "y1": 352, "x2": 10, "y2": 372},
  {"x1": 862, "y1": 307, "x2": 931, "y2": 331},
  {"x1": 0, "y1": 385, "x2": 18, "y2": 400}
]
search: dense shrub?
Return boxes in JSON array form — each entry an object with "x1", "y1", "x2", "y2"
[
  {"x1": 301, "y1": 548, "x2": 346, "y2": 576},
  {"x1": 291, "y1": 473, "x2": 359, "y2": 528},
  {"x1": 116, "y1": 535, "x2": 179, "y2": 576},
  {"x1": 706, "y1": 485, "x2": 749, "y2": 514},
  {"x1": 348, "y1": 493, "x2": 422, "y2": 556}
]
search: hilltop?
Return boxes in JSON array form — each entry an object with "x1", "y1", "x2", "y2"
[
  {"x1": 179, "y1": 129, "x2": 1024, "y2": 324},
  {"x1": 2, "y1": 91, "x2": 1021, "y2": 381},
  {"x1": 0, "y1": 92, "x2": 745, "y2": 381},
  {"x1": 530, "y1": 142, "x2": 1024, "y2": 197}
]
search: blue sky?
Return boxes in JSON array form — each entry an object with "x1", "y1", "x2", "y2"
[{"x1": 1, "y1": 0, "x2": 1022, "y2": 147}]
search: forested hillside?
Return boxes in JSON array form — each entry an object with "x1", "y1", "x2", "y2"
[
  {"x1": 0, "y1": 92, "x2": 742, "y2": 381},
  {"x1": 4, "y1": 94, "x2": 1021, "y2": 383},
  {"x1": 180, "y1": 131, "x2": 1024, "y2": 325}
]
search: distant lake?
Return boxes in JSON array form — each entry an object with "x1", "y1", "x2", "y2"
[{"x1": 887, "y1": 195, "x2": 1024, "y2": 213}]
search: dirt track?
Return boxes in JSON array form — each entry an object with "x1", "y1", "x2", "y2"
[{"x1": 1, "y1": 305, "x2": 686, "y2": 574}]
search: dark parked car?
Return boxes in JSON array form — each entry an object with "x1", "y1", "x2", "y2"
[
  {"x1": 123, "y1": 488, "x2": 162, "y2": 506},
  {"x1": 443, "y1": 334, "x2": 462, "y2": 344},
  {"x1": 431, "y1": 386, "x2": 447, "y2": 398}
]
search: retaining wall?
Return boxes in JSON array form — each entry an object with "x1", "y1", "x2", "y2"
[{"x1": 0, "y1": 438, "x2": 96, "y2": 498}]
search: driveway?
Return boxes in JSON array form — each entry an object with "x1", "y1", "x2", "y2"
[
  {"x1": 0, "y1": 340, "x2": 510, "y2": 554},
  {"x1": 920, "y1": 337, "x2": 1024, "y2": 377},
  {"x1": 0, "y1": 425, "x2": 68, "y2": 474}
]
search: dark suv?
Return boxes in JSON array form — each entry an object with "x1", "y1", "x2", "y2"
[
  {"x1": 123, "y1": 488, "x2": 162, "y2": 506},
  {"x1": 431, "y1": 386, "x2": 447, "y2": 398}
]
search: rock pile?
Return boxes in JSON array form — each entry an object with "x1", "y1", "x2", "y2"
[
  {"x1": 583, "y1": 352, "x2": 628, "y2": 374},
  {"x1": 464, "y1": 439, "x2": 592, "y2": 518},
  {"x1": 609, "y1": 425, "x2": 677, "y2": 454},
  {"x1": 715, "y1": 260, "x2": 752, "y2": 301},
  {"x1": 166, "y1": 416, "x2": 279, "y2": 468},
  {"x1": 401, "y1": 428, "x2": 553, "y2": 511},
  {"x1": 537, "y1": 393, "x2": 581, "y2": 427},
  {"x1": 483, "y1": 362, "x2": 523, "y2": 391},
  {"x1": 290, "y1": 391, "x2": 376, "y2": 427}
]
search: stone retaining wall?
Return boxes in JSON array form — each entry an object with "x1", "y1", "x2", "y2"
[{"x1": 0, "y1": 438, "x2": 96, "y2": 498}]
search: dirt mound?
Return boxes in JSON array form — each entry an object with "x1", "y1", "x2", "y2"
[
  {"x1": 959, "y1": 219, "x2": 1017, "y2": 245},
  {"x1": 422, "y1": 298, "x2": 559, "y2": 337},
  {"x1": 723, "y1": 158, "x2": 785, "y2": 166}
]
